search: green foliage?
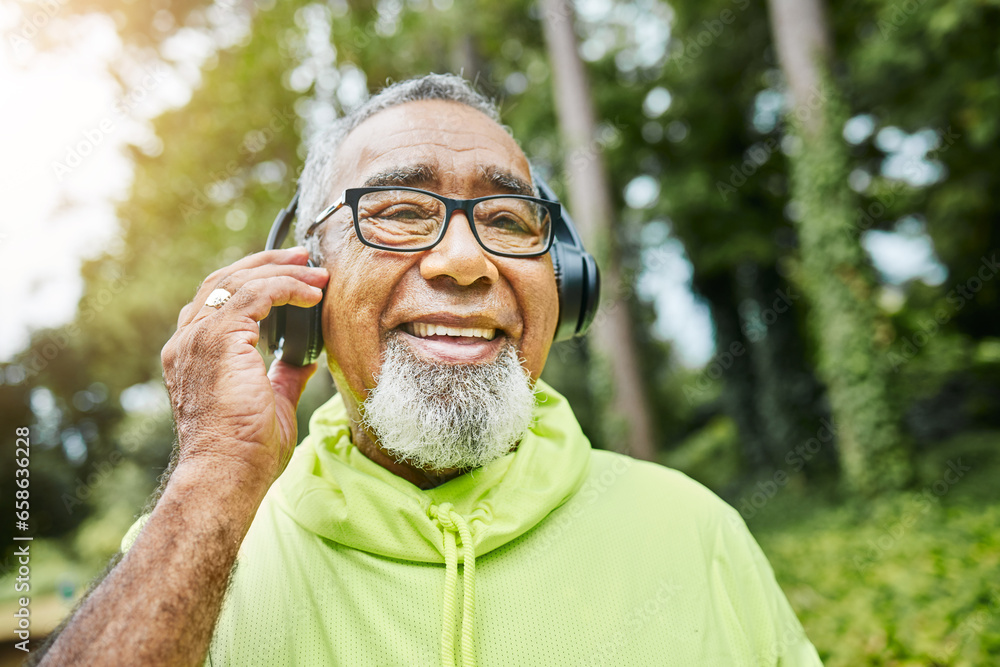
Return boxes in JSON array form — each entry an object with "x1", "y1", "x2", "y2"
[
  {"x1": 837, "y1": 0, "x2": 1000, "y2": 338},
  {"x1": 71, "y1": 461, "x2": 151, "y2": 571},
  {"x1": 659, "y1": 415, "x2": 741, "y2": 490},
  {"x1": 654, "y1": 0, "x2": 831, "y2": 473},
  {"x1": 751, "y1": 430, "x2": 1000, "y2": 666},
  {"x1": 2, "y1": 0, "x2": 998, "y2": 653},
  {"x1": 785, "y1": 74, "x2": 909, "y2": 494}
]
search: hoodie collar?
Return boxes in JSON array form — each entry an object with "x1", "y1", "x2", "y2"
[{"x1": 275, "y1": 378, "x2": 592, "y2": 564}]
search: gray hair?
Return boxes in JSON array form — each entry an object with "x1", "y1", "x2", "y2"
[{"x1": 296, "y1": 73, "x2": 504, "y2": 258}]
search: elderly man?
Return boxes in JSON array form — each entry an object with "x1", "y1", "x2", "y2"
[{"x1": 38, "y1": 74, "x2": 821, "y2": 666}]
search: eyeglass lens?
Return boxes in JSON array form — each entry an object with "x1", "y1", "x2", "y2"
[{"x1": 355, "y1": 190, "x2": 551, "y2": 255}]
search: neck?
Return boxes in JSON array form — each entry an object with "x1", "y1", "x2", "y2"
[{"x1": 348, "y1": 420, "x2": 467, "y2": 489}]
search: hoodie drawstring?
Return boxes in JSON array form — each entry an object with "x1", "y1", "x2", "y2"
[{"x1": 431, "y1": 502, "x2": 476, "y2": 667}]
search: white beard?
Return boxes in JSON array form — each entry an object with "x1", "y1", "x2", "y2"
[{"x1": 360, "y1": 333, "x2": 538, "y2": 472}]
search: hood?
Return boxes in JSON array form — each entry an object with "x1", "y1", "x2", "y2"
[
  {"x1": 275, "y1": 378, "x2": 592, "y2": 667},
  {"x1": 276, "y1": 377, "x2": 591, "y2": 562}
]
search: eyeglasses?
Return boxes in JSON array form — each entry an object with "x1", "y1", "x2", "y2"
[{"x1": 303, "y1": 186, "x2": 559, "y2": 258}]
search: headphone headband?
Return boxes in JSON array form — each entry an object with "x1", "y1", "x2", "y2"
[{"x1": 266, "y1": 191, "x2": 299, "y2": 251}]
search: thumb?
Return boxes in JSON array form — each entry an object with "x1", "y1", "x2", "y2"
[{"x1": 268, "y1": 358, "x2": 318, "y2": 408}]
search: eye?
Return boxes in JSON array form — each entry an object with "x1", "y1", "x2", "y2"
[
  {"x1": 378, "y1": 204, "x2": 437, "y2": 221},
  {"x1": 485, "y1": 213, "x2": 532, "y2": 233},
  {"x1": 361, "y1": 203, "x2": 439, "y2": 225}
]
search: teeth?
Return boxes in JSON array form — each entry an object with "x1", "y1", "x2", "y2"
[{"x1": 409, "y1": 322, "x2": 497, "y2": 340}]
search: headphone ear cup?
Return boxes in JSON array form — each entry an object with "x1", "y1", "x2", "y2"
[
  {"x1": 274, "y1": 301, "x2": 324, "y2": 366},
  {"x1": 259, "y1": 302, "x2": 285, "y2": 358},
  {"x1": 551, "y1": 241, "x2": 600, "y2": 342},
  {"x1": 258, "y1": 260, "x2": 325, "y2": 366},
  {"x1": 578, "y1": 251, "x2": 600, "y2": 336},
  {"x1": 534, "y1": 173, "x2": 601, "y2": 342},
  {"x1": 551, "y1": 240, "x2": 573, "y2": 342}
]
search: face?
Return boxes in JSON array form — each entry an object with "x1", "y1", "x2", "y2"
[{"x1": 316, "y1": 100, "x2": 560, "y2": 411}]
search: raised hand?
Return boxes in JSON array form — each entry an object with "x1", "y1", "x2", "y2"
[{"x1": 161, "y1": 246, "x2": 329, "y2": 490}]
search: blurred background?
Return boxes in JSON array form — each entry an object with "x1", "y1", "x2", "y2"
[{"x1": 1, "y1": 0, "x2": 998, "y2": 664}]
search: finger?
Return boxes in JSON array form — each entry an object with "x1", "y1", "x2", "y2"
[
  {"x1": 268, "y1": 358, "x2": 318, "y2": 410},
  {"x1": 182, "y1": 247, "x2": 314, "y2": 327},
  {"x1": 197, "y1": 247, "x2": 311, "y2": 298},
  {"x1": 213, "y1": 275, "x2": 325, "y2": 327},
  {"x1": 180, "y1": 258, "x2": 328, "y2": 329},
  {"x1": 217, "y1": 263, "x2": 329, "y2": 293},
  {"x1": 202, "y1": 265, "x2": 328, "y2": 316}
]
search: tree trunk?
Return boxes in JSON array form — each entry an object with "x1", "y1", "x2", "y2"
[
  {"x1": 540, "y1": 0, "x2": 657, "y2": 461},
  {"x1": 766, "y1": 0, "x2": 909, "y2": 493}
]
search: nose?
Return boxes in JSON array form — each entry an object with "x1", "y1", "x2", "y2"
[{"x1": 419, "y1": 210, "x2": 500, "y2": 286}]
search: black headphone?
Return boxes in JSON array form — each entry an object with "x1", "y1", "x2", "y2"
[{"x1": 259, "y1": 176, "x2": 600, "y2": 366}]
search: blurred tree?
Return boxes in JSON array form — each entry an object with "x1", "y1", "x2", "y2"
[
  {"x1": 841, "y1": 0, "x2": 1000, "y2": 338},
  {"x1": 14, "y1": 0, "x2": 996, "y2": 523},
  {"x1": 836, "y1": 0, "x2": 1000, "y2": 444},
  {"x1": 767, "y1": 0, "x2": 908, "y2": 493},
  {"x1": 2, "y1": 0, "x2": 309, "y2": 549},
  {"x1": 540, "y1": 0, "x2": 657, "y2": 460},
  {"x1": 651, "y1": 0, "x2": 831, "y2": 477}
]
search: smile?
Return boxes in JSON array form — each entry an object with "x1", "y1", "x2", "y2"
[
  {"x1": 397, "y1": 320, "x2": 506, "y2": 364},
  {"x1": 404, "y1": 322, "x2": 497, "y2": 340}
]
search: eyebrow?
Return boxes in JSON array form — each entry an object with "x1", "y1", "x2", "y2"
[
  {"x1": 363, "y1": 164, "x2": 436, "y2": 188},
  {"x1": 361, "y1": 163, "x2": 535, "y2": 197},
  {"x1": 477, "y1": 165, "x2": 535, "y2": 197}
]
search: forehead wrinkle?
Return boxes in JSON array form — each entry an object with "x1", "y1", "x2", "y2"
[
  {"x1": 367, "y1": 124, "x2": 518, "y2": 160},
  {"x1": 368, "y1": 140, "x2": 508, "y2": 161},
  {"x1": 379, "y1": 123, "x2": 506, "y2": 139},
  {"x1": 343, "y1": 107, "x2": 532, "y2": 197}
]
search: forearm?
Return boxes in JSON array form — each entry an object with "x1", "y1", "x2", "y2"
[
  {"x1": 40, "y1": 461, "x2": 270, "y2": 666},
  {"x1": 37, "y1": 249, "x2": 323, "y2": 665}
]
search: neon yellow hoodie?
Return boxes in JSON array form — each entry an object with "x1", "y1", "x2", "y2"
[{"x1": 127, "y1": 380, "x2": 821, "y2": 665}]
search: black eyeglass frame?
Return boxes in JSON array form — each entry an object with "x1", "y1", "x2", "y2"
[{"x1": 303, "y1": 186, "x2": 560, "y2": 259}]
